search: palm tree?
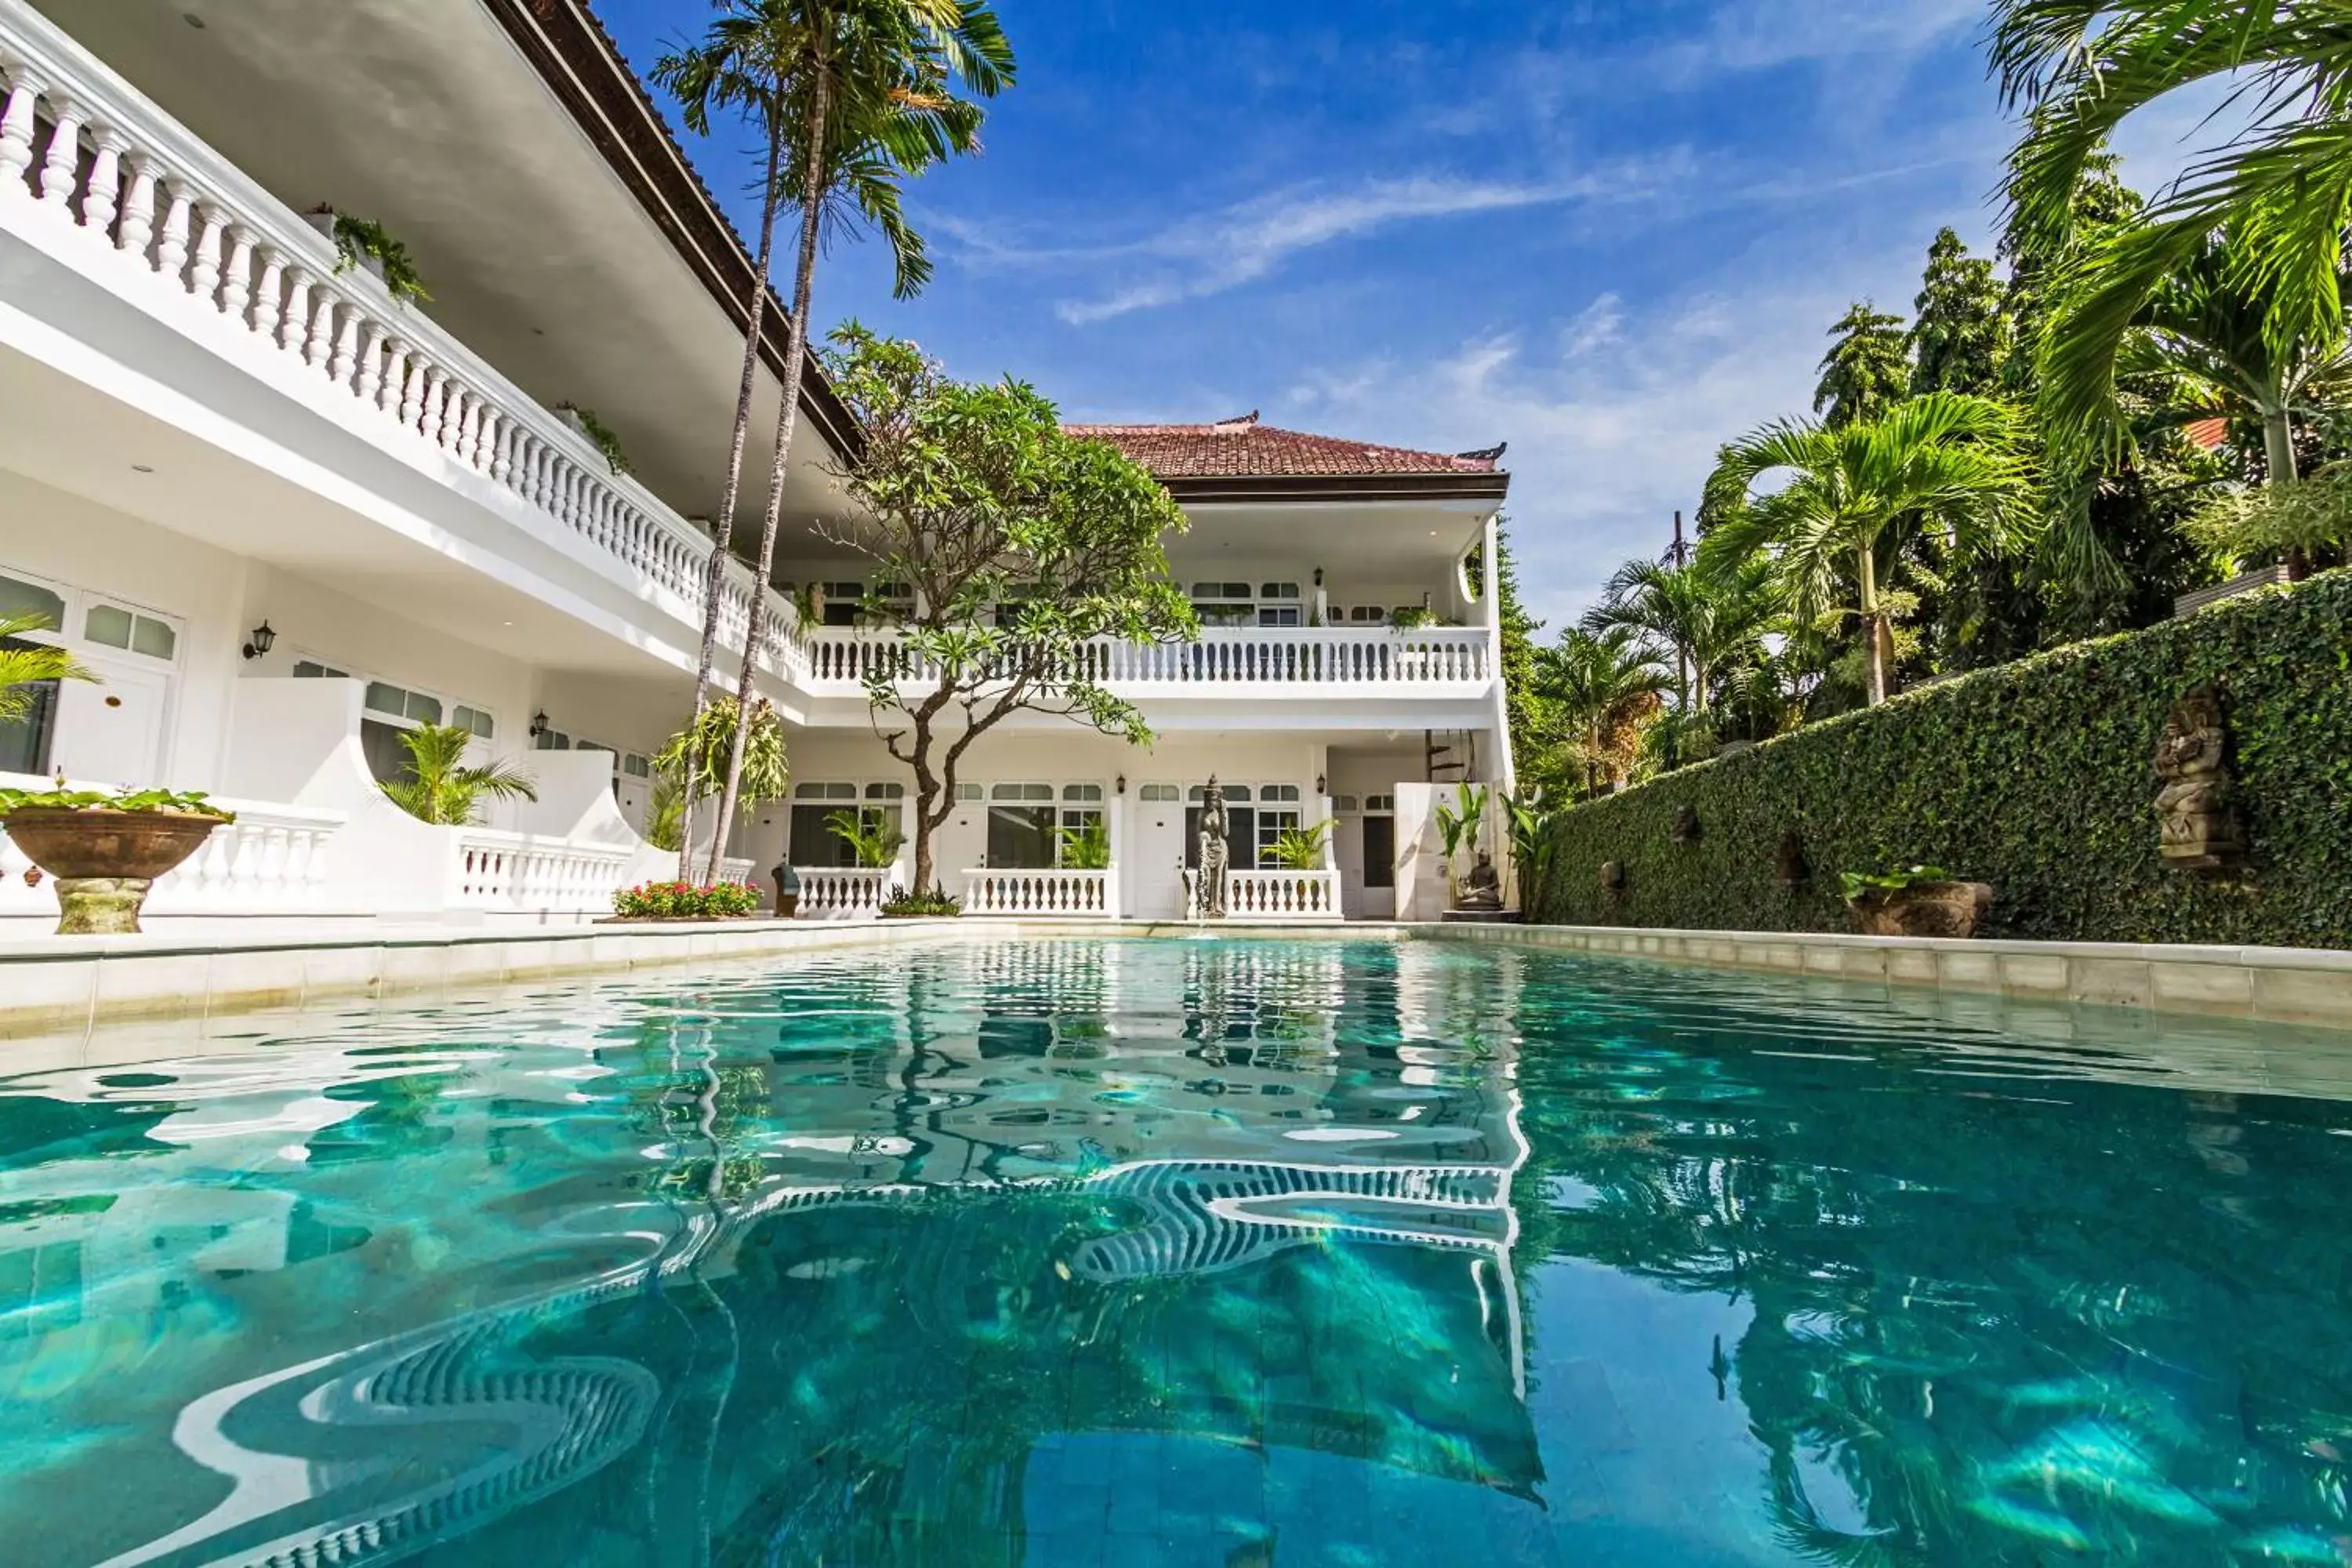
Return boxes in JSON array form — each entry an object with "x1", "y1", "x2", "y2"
[
  {"x1": 1991, "y1": 1, "x2": 2352, "y2": 420},
  {"x1": 379, "y1": 723, "x2": 536, "y2": 826},
  {"x1": 1582, "y1": 557, "x2": 1779, "y2": 717},
  {"x1": 0, "y1": 612, "x2": 96, "y2": 728},
  {"x1": 1700, "y1": 394, "x2": 2035, "y2": 706},
  {"x1": 697, "y1": 0, "x2": 1014, "y2": 882},
  {"x1": 1536, "y1": 626, "x2": 1670, "y2": 797}
]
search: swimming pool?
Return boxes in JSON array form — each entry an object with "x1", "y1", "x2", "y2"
[{"x1": 5, "y1": 936, "x2": 2352, "y2": 1565}]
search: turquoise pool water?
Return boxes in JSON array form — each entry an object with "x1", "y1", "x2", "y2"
[{"x1": 6, "y1": 938, "x2": 2352, "y2": 1566}]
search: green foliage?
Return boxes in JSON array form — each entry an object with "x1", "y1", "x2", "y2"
[
  {"x1": 1911, "y1": 228, "x2": 2011, "y2": 397},
  {"x1": 559, "y1": 405, "x2": 632, "y2": 477},
  {"x1": 613, "y1": 880, "x2": 762, "y2": 919},
  {"x1": 1501, "y1": 789, "x2": 1556, "y2": 910},
  {"x1": 1534, "y1": 624, "x2": 1669, "y2": 795},
  {"x1": 655, "y1": 696, "x2": 789, "y2": 807},
  {"x1": 2186, "y1": 463, "x2": 2352, "y2": 571},
  {"x1": 644, "y1": 772, "x2": 685, "y2": 852},
  {"x1": 0, "y1": 612, "x2": 96, "y2": 726},
  {"x1": 321, "y1": 211, "x2": 430, "y2": 303},
  {"x1": 879, "y1": 884, "x2": 962, "y2": 917},
  {"x1": 1266, "y1": 821, "x2": 1330, "y2": 873},
  {"x1": 826, "y1": 806, "x2": 904, "y2": 868},
  {"x1": 0, "y1": 786, "x2": 232, "y2": 821},
  {"x1": 1814, "y1": 303, "x2": 1911, "y2": 429},
  {"x1": 1527, "y1": 568, "x2": 2352, "y2": 946},
  {"x1": 1491, "y1": 525, "x2": 1571, "y2": 798},
  {"x1": 1837, "y1": 864, "x2": 1952, "y2": 902},
  {"x1": 1432, "y1": 783, "x2": 1486, "y2": 866},
  {"x1": 1055, "y1": 815, "x2": 1111, "y2": 870},
  {"x1": 1388, "y1": 605, "x2": 1437, "y2": 630},
  {"x1": 379, "y1": 724, "x2": 536, "y2": 826}
]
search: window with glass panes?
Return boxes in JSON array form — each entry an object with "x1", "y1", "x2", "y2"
[
  {"x1": 1058, "y1": 784, "x2": 1105, "y2": 864},
  {"x1": 1257, "y1": 583, "x2": 1301, "y2": 627},
  {"x1": 1254, "y1": 785, "x2": 1303, "y2": 866},
  {"x1": 0, "y1": 572, "x2": 67, "y2": 775},
  {"x1": 987, "y1": 783, "x2": 1058, "y2": 869},
  {"x1": 290, "y1": 664, "x2": 499, "y2": 785},
  {"x1": 1188, "y1": 582, "x2": 1255, "y2": 626}
]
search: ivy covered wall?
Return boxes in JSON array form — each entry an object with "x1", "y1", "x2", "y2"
[{"x1": 1526, "y1": 569, "x2": 2352, "y2": 948}]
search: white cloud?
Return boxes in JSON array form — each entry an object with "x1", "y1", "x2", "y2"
[
  {"x1": 1561, "y1": 292, "x2": 1625, "y2": 358},
  {"x1": 1656, "y1": 0, "x2": 1984, "y2": 81},
  {"x1": 945, "y1": 162, "x2": 1690, "y2": 326}
]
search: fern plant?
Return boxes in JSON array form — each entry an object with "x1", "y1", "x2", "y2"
[
  {"x1": 826, "y1": 808, "x2": 904, "y2": 869},
  {"x1": 1055, "y1": 817, "x2": 1112, "y2": 870},
  {"x1": 1267, "y1": 822, "x2": 1330, "y2": 871},
  {"x1": 0, "y1": 612, "x2": 97, "y2": 726},
  {"x1": 317, "y1": 209, "x2": 431, "y2": 303},
  {"x1": 379, "y1": 723, "x2": 536, "y2": 826}
]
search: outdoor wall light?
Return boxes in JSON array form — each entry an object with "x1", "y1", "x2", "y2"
[
  {"x1": 529, "y1": 710, "x2": 550, "y2": 739},
  {"x1": 241, "y1": 620, "x2": 275, "y2": 660},
  {"x1": 1316, "y1": 774, "x2": 1327, "y2": 795},
  {"x1": 1312, "y1": 566, "x2": 1323, "y2": 587},
  {"x1": 1116, "y1": 775, "x2": 1127, "y2": 795}
]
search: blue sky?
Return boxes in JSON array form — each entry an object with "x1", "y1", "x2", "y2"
[{"x1": 592, "y1": 0, "x2": 2205, "y2": 633}]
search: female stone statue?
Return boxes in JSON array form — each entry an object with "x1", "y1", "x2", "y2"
[{"x1": 1196, "y1": 777, "x2": 1231, "y2": 920}]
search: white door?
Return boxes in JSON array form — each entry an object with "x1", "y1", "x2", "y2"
[
  {"x1": 53, "y1": 657, "x2": 170, "y2": 786},
  {"x1": 1130, "y1": 786, "x2": 1188, "y2": 919},
  {"x1": 1334, "y1": 808, "x2": 1366, "y2": 919}
]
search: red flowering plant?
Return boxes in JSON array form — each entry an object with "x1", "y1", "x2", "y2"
[{"x1": 612, "y1": 880, "x2": 764, "y2": 920}]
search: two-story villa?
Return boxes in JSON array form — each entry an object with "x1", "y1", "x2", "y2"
[{"x1": 0, "y1": 0, "x2": 1512, "y2": 933}]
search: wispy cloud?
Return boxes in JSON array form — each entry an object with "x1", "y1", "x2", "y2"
[
  {"x1": 1562, "y1": 292, "x2": 1624, "y2": 358},
  {"x1": 1655, "y1": 0, "x2": 1985, "y2": 82},
  {"x1": 941, "y1": 163, "x2": 1690, "y2": 326}
]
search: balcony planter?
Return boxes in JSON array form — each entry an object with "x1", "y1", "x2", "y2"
[
  {"x1": 2, "y1": 805, "x2": 230, "y2": 935},
  {"x1": 1843, "y1": 880, "x2": 1993, "y2": 938}
]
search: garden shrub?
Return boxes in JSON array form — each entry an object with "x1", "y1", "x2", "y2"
[
  {"x1": 613, "y1": 880, "x2": 764, "y2": 920},
  {"x1": 1526, "y1": 568, "x2": 2352, "y2": 947}
]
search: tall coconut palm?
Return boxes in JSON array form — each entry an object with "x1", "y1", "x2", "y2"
[
  {"x1": 1991, "y1": 1, "x2": 2352, "y2": 408},
  {"x1": 1581, "y1": 557, "x2": 1780, "y2": 716},
  {"x1": 654, "y1": 21, "x2": 800, "y2": 880},
  {"x1": 1536, "y1": 626, "x2": 1670, "y2": 797},
  {"x1": 696, "y1": 0, "x2": 1014, "y2": 882},
  {"x1": 1699, "y1": 394, "x2": 2035, "y2": 707}
]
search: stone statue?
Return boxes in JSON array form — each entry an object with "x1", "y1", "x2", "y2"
[
  {"x1": 1196, "y1": 776, "x2": 1231, "y2": 919},
  {"x1": 2155, "y1": 688, "x2": 2245, "y2": 874},
  {"x1": 1457, "y1": 851, "x2": 1504, "y2": 910}
]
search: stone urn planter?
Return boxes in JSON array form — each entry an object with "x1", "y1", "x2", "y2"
[
  {"x1": 1844, "y1": 880, "x2": 1993, "y2": 938},
  {"x1": 3, "y1": 808, "x2": 229, "y2": 935}
]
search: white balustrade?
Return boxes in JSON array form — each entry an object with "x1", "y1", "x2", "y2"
[
  {"x1": 0, "y1": 780, "x2": 346, "y2": 920},
  {"x1": 453, "y1": 831, "x2": 635, "y2": 913},
  {"x1": 962, "y1": 867, "x2": 1112, "y2": 918},
  {"x1": 1185, "y1": 868, "x2": 1342, "y2": 921},
  {"x1": 0, "y1": 6, "x2": 794, "y2": 670},
  {"x1": 793, "y1": 866, "x2": 890, "y2": 920},
  {"x1": 794, "y1": 625, "x2": 1490, "y2": 696}
]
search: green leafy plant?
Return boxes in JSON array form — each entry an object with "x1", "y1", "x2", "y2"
[
  {"x1": 1501, "y1": 789, "x2": 1554, "y2": 910},
  {"x1": 318, "y1": 209, "x2": 431, "y2": 304},
  {"x1": 1523, "y1": 565, "x2": 2352, "y2": 946},
  {"x1": 826, "y1": 808, "x2": 904, "y2": 869},
  {"x1": 655, "y1": 696, "x2": 788, "y2": 816},
  {"x1": 612, "y1": 880, "x2": 761, "y2": 919},
  {"x1": 642, "y1": 772, "x2": 686, "y2": 853},
  {"x1": 0, "y1": 784, "x2": 232, "y2": 821},
  {"x1": 2185, "y1": 465, "x2": 2352, "y2": 578},
  {"x1": 1838, "y1": 864, "x2": 1953, "y2": 902},
  {"x1": 1055, "y1": 816, "x2": 1112, "y2": 870},
  {"x1": 1389, "y1": 606, "x2": 1437, "y2": 630},
  {"x1": 1433, "y1": 783, "x2": 1487, "y2": 863},
  {"x1": 1266, "y1": 821, "x2": 1330, "y2": 872},
  {"x1": 880, "y1": 884, "x2": 962, "y2": 918},
  {"x1": 379, "y1": 723, "x2": 536, "y2": 826},
  {"x1": 0, "y1": 612, "x2": 97, "y2": 725},
  {"x1": 558, "y1": 405, "x2": 632, "y2": 477}
]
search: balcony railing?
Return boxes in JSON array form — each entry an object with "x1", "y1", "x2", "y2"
[
  {"x1": 796, "y1": 625, "x2": 1494, "y2": 695},
  {"x1": 1185, "y1": 869, "x2": 1343, "y2": 921},
  {"x1": 962, "y1": 867, "x2": 1113, "y2": 918},
  {"x1": 793, "y1": 866, "x2": 891, "y2": 919},
  {"x1": 0, "y1": 3, "x2": 796, "y2": 680}
]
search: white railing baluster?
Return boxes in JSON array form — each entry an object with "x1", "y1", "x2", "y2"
[
  {"x1": 116, "y1": 151, "x2": 157, "y2": 259},
  {"x1": 187, "y1": 197, "x2": 226, "y2": 305},
  {"x1": 218, "y1": 222, "x2": 255, "y2": 319},
  {"x1": 249, "y1": 243, "x2": 285, "y2": 335},
  {"x1": 154, "y1": 175, "x2": 192, "y2": 284},
  {"x1": 0, "y1": 63, "x2": 46, "y2": 187},
  {"x1": 35, "y1": 91, "x2": 80, "y2": 206},
  {"x1": 82, "y1": 123, "x2": 126, "y2": 234}
]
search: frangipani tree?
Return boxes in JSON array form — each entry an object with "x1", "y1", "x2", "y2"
[
  {"x1": 1699, "y1": 394, "x2": 2036, "y2": 706},
  {"x1": 659, "y1": 0, "x2": 1014, "y2": 881},
  {"x1": 818, "y1": 327, "x2": 1194, "y2": 895}
]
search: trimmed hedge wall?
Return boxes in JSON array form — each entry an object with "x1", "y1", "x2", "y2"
[{"x1": 1527, "y1": 568, "x2": 2352, "y2": 948}]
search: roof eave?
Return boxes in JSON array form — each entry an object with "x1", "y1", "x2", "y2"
[
  {"x1": 1156, "y1": 472, "x2": 1512, "y2": 505},
  {"x1": 481, "y1": 0, "x2": 863, "y2": 459}
]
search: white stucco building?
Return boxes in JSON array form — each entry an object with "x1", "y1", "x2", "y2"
[{"x1": 0, "y1": 0, "x2": 1512, "y2": 933}]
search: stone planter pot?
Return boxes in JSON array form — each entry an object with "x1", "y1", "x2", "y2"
[
  {"x1": 2, "y1": 808, "x2": 227, "y2": 935},
  {"x1": 1844, "y1": 880, "x2": 1992, "y2": 938}
]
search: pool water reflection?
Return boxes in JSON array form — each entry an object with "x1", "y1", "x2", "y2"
[{"x1": 5, "y1": 938, "x2": 2352, "y2": 1565}]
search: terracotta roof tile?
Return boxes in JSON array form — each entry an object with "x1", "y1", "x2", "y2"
[{"x1": 1065, "y1": 412, "x2": 1504, "y2": 479}]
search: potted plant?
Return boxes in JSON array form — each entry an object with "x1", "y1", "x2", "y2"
[
  {"x1": 1839, "y1": 864, "x2": 1993, "y2": 938},
  {"x1": 0, "y1": 782, "x2": 235, "y2": 935},
  {"x1": 307, "y1": 205, "x2": 432, "y2": 303},
  {"x1": 609, "y1": 880, "x2": 764, "y2": 920},
  {"x1": 557, "y1": 404, "x2": 632, "y2": 476},
  {"x1": 1267, "y1": 822, "x2": 1330, "y2": 871}
]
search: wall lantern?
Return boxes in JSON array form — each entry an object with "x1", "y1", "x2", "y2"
[
  {"x1": 1115, "y1": 775, "x2": 1127, "y2": 796},
  {"x1": 529, "y1": 710, "x2": 550, "y2": 740},
  {"x1": 1316, "y1": 774, "x2": 1327, "y2": 796},
  {"x1": 1312, "y1": 566, "x2": 1324, "y2": 588},
  {"x1": 241, "y1": 620, "x2": 276, "y2": 660}
]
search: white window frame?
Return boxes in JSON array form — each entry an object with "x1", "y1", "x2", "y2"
[{"x1": 291, "y1": 651, "x2": 499, "y2": 743}]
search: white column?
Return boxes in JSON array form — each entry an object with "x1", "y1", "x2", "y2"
[
  {"x1": 0, "y1": 65, "x2": 48, "y2": 188},
  {"x1": 115, "y1": 153, "x2": 159, "y2": 260},
  {"x1": 82, "y1": 125, "x2": 128, "y2": 235},
  {"x1": 35, "y1": 94, "x2": 82, "y2": 208},
  {"x1": 1107, "y1": 786, "x2": 1127, "y2": 920}
]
